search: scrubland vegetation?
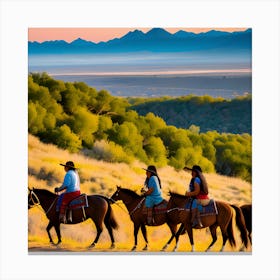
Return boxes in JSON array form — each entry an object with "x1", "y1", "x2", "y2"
[
  {"x1": 28, "y1": 73, "x2": 251, "y2": 181},
  {"x1": 28, "y1": 134, "x2": 251, "y2": 252}
]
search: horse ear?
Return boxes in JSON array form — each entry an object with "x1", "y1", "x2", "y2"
[
  {"x1": 116, "y1": 185, "x2": 121, "y2": 190},
  {"x1": 28, "y1": 187, "x2": 31, "y2": 191}
]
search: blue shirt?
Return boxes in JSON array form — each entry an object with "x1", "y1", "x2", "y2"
[
  {"x1": 62, "y1": 170, "x2": 80, "y2": 193},
  {"x1": 189, "y1": 177, "x2": 201, "y2": 192},
  {"x1": 145, "y1": 175, "x2": 163, "y2": 207}
]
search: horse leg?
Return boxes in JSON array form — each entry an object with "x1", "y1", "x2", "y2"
[
  {"x1": 172, "y1": 224, "x2": 186, "y2": 252},
  {"x1": 161, "y1": 223, "x2": 180, "y2": 251},
  {"x1": 54, "y1": 223, "x2": 62, "y2": 245},
  {"x1": 46, "y1": 221, "x2": 55, "y2": 245},
  {"x1": 184, "y1": 224, "x2": 194, "y2": 252},
  {"x1": 89, "y1": 223, "x2": 103, "y2": 248},
  {"x1": 104, "y1": 218, "x2": 115, "y2": 249},
  {"x1": 140, "y1": 223, "x2": 148, "y2": 251},
  {"x1": 131, "y1": 223, "x2": 140, "y2": 251},
  {"x1": 206, "y1": 224, "x2": 218, "y2": 252}
]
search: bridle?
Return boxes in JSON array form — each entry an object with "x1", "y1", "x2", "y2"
[
  {"x1": 28, "y1": 189, "x2": 40, "y2": 208},
  {"x1": 28, "y1": 189, "x2": 57, "y2": 215},
  {"x1": 110, "y1": 188, "x2": 145, "y2": 216}
]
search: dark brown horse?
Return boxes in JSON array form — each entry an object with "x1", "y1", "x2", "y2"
[
  {"x1": 110, "y1": 186, "x2": 182, "y2": 251},
  {"x1": 169, "y1": 192, "x2": 248, "y2": 252},
  {"x1": 240, "y1": 204, "x2": 252, "y2": 245},
  {"x1": 28, "y1": 187, "x2": 118, "y2": 248}
]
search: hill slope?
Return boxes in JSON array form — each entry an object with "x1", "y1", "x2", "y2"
[
  {"x1": 28, "y1": 134, "x2": 251, "y2": 252},
  {"x1": 130, "y1": 94, "x2": 252, "y2": 134}
]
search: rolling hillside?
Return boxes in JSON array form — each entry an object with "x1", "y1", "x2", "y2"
[
  {"x1": 28, "y1": 134, "x2": 251, "y2": 252},
  {"x1": 131, "y1": 94, "x2": 252, "y2": 134}
]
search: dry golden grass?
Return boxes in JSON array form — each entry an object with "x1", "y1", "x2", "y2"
[{"x1": 28, "y1": 134, "x2": 252, "y2": 253}]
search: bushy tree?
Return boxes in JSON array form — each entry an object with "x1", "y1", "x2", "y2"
[
  {"x1": 144, "y1": 136, "x2": 167, "y2": 167},
  {"x1": 53, "y1": 124, "x2": 82, "y2": 153},
  {"x1": 70, "y1": 107, "x2": 99, "y2": 148}
]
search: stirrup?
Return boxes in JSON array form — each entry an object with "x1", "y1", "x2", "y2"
[
  {"x1": 59, "y1": 214, "x2": 66, "y2": 223},
  {"x1": 192, "y1": 221, "x2": 203, "y2": 228}
]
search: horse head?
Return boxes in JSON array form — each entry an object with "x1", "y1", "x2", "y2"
[
  {"x1": 168, "y1": 191, "x2": 190, "y2": 208},
  {"x1": 28, "y1": 187, "x2": 40, "y2": 209},
  {"x1": 110, "y1": 185, "x2": 142, "y2": 205},
  {"x1": 110, "y1": 185, "x2": 123, "y2": 202}
]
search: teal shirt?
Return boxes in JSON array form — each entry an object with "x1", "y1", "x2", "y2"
[{"x1": 145, "y1": 175, "x2": 163, "y2": 207}]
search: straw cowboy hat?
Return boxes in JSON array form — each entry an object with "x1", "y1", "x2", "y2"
[{"x1": 59, "y1": 161, "x2": 77, "y2": 169}]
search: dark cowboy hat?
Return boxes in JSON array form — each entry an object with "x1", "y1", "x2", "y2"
[
  {"x1": 183, "y1": 165, "x2": 202, "y2": 173},
  {"x1": 142, "y1": 165, "x2": 158, "y2": 175},
  {"x1": 59, "y1": 161, "x2": 76, "y2": 169}
]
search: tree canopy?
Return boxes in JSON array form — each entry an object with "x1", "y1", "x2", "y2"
[{"x1": 28, "y1": 73, "x2": 252, "y2": 181}]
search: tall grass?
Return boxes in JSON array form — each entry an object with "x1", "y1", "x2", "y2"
[{"x1": 28, "y1": 134, "x2": 251, "y2": 252}]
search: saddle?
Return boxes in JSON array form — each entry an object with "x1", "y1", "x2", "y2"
[
  {"x1": 153, "y1": 199, "x2": 168, "y2": 214},
  {"x1": 186, "y1": 199, "x2": 218, "y2": 216},
  {"x1": 143, "y1": 199, "x2": 168, "y2": 226},
  {"x1": 198, "y1": 199, "x2": 218, "y2": 216},
  {"x1": 66, "y1": 194, "x2": 89, "y2": 223}
]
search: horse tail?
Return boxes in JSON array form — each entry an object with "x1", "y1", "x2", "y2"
[
  {"x1": 227, "y1": 212, "x2": 236, "y2": 248},
  {"x1": 107, "y1": 203, "x2": 119, "y2": 229},
  {"x1": 100, "y1": 195, "x2": 118, "y2": 230},
  {"x1": 231, "y1": 204, "x2": 249, "y2": 248}
]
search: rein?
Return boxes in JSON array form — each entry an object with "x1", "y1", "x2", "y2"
[
  {"x1": 129, "y1": 198, "x2": 145, "y2": 216},
  {"x1": 110, "y1": 191, "x2": 145, "y2": 216},
  {"x1": 29, "y1": 190, "x2": 57, "y2": 215},
  {"x1": 109, "y1": 197, "x2": 129, "y2": 214}
]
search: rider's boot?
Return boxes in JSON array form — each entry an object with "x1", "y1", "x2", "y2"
[{"x1": 191, "y1": 208, "x2": 203, "y2": 228}]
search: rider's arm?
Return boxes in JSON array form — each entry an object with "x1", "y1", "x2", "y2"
[
  {"x1": 185, "y1": 180, "x2": 200, "y2": 197},
  {"x1": 144, "y1": 187, "x2": 154, "y2": 196},
  {"x1": 56, "y1": 172, "x2": 71, "y2": 192}
]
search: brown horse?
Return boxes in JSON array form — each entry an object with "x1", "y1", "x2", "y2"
[
  {"x1": 240, "y1": 204, "x2": 252, "y2": 245},
  {"x1": 28, "y1": 187, "x2": 118, "y2": 248},
  {"x1": 110, "y1": 186, "x2": 182, "y2": 251},
  {"x1": 168, "y1": 192, "x2": 248, "y2": 252}
]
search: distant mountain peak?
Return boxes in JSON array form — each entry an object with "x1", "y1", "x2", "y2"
[
  {"x1": 121, "y1": 29, "x2": 146, "y2": 40},
  {"x1": 70, "y1": 38, "x2": 95, "y2": 46},
  {"x1": 146, "y1": 28, "x2": 172, "y2": 38},
  {"x1": 28, "y1": 28, "x2": 252, "y2": 54},
  {"x1": 173, "y1": 30, "x2": 196, "y2": 38}
]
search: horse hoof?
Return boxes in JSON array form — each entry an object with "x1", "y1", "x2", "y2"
[
  {"x1": 89, "y1": 243, "x2": 96, "y2": 249},
  {"x1": 142, "y1": 245, "x2": 148, "y2": 251},
  {"x1": 110, "y1": 243, "x2": 115, "y2": 249},
  {"x1": 131, "y1": 246, "x2": 137, "y2": 251},
  {"x1": 55, "y1": 241, "x2": 61, "y2": 246}
]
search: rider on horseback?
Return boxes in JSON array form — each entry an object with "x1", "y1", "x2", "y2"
[
  {"x1": 54, "y1": 161, "x2": 81, "y2": 223},
  {"x1": 142, "y1": 165, "x2": 163, "y2": 225},
  {"x1": 183, "y1": 165, "x2": 209, "y2": 228}
]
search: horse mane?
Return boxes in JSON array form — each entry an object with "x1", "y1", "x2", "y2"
[
  {"x1": 120, "y1": 188, "x2": 142, "y2": 198},
  {"x1": 168, "y1": 191, "x2": 188, "y2": 200},
  {"x1": 33, "y1": 188, "x2": 57, "y2": 198}
]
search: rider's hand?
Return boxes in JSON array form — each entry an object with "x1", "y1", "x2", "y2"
[{"x1": 54, "y1": 187, "x2": 59, "y2": 193}]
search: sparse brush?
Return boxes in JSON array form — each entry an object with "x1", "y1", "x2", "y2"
[{"x1": 28, "y1": 134, "x2": 251, "y2": 252}]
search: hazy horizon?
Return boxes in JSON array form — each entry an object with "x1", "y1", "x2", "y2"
[{"x1": 28, "y1": 27, "x2": 249, "y2": 43}]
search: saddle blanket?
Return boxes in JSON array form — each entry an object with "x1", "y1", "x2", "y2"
[
  {"x1": 153, "y1": 199, "x2": 168, "y2": 215},
  {"x1": 185, "y1": 199, "x2": 218, "y2": 216},
  {"x1": 68, "y1": 194, "x2": 88, "y2": 210},
  {"x1": 142, "y1": 199, "x2": 168, "y2": 215}
]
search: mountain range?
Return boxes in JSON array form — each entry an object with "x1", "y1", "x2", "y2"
[{"x1": 28, "y1": 28, "x2": 252, "y2": 54}]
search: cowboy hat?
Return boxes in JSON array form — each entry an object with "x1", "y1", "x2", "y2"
[
  {"x1": 59, "y1": 161, "x2": 76, "y2": 169},
  {"x1": 142, "y1": 165, "x2": 158, "y2": 175},
  {"x1": 183, "y1": 165, "x2": 202, "y2": 173}
]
